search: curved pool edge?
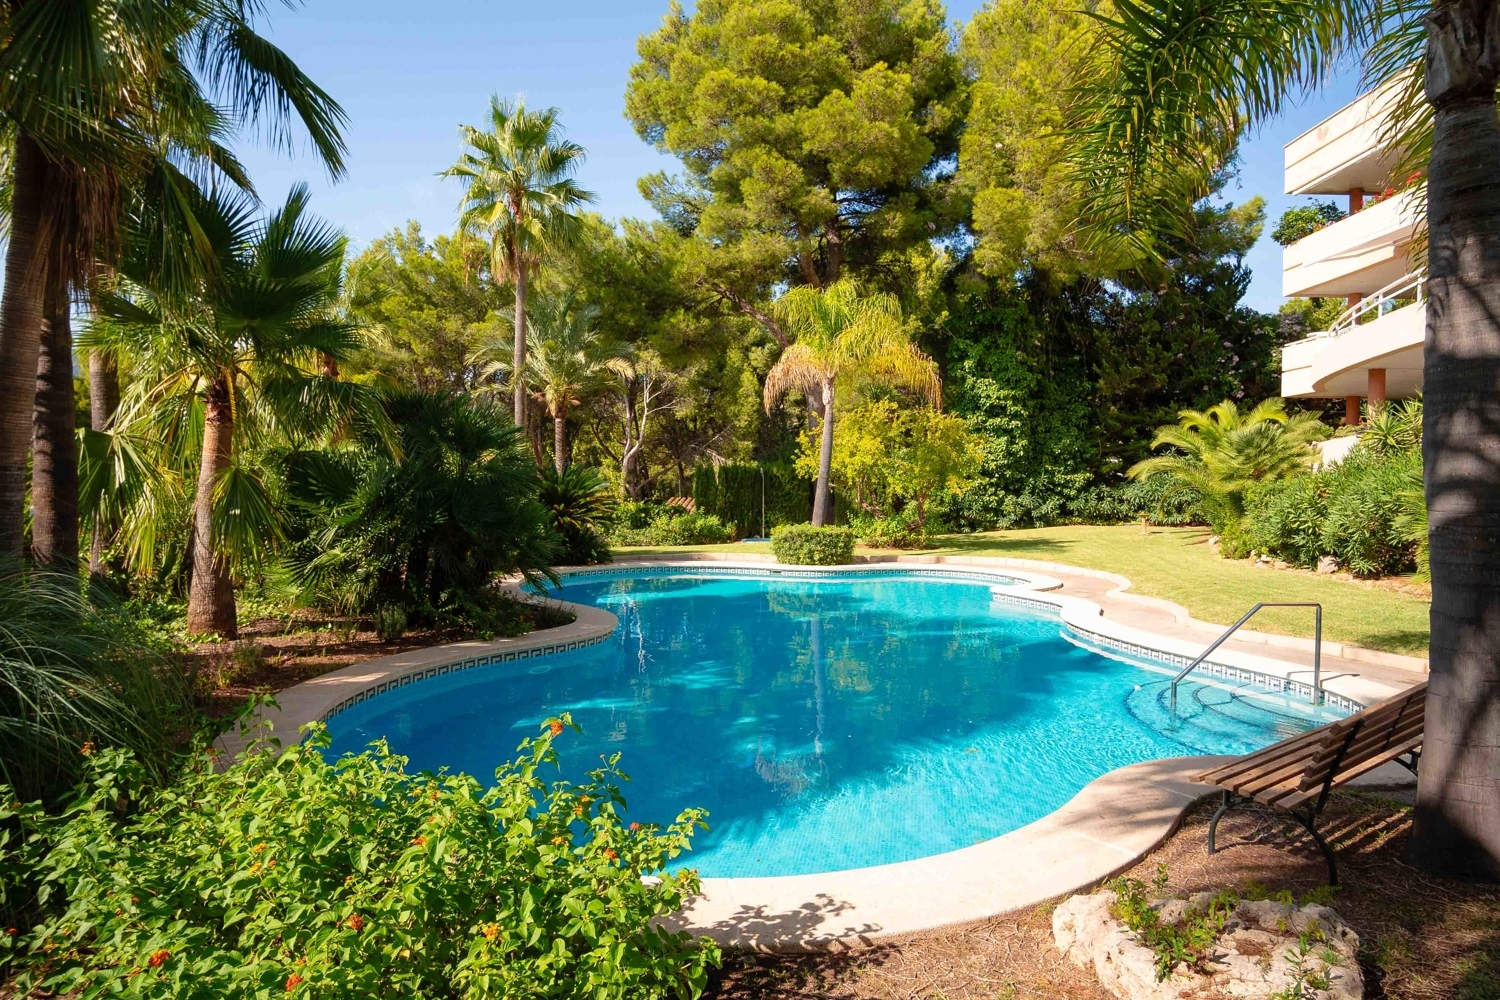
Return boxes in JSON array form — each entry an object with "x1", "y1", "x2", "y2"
[
  {"x1": 662, "y1": 754, "x2": 1229, "y2": 951},
  {"x1": 230, "y1": 557, "x2": 1416, "y2": 950}
]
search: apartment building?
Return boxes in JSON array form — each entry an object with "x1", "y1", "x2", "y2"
[{"x1": 1278, "y1": 84, "x2": 1424, "y2": 424}]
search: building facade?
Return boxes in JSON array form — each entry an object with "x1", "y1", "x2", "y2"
[{"x1": 1278, "y1": 83, "x2": 1424, "y2": 424}]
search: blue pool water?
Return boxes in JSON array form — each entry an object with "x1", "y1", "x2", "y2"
[{"x1": 324, "y1": 569, "x2": 1344, "y2": 877}]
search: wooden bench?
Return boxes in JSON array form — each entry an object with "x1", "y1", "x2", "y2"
[{"x1": 1195, "y1": 681, "x2": 1426, "y2": 884}]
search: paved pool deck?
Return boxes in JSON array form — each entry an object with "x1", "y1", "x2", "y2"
[{"x1": 240, "y1": 555, "x2": 1426, "y2": 951}]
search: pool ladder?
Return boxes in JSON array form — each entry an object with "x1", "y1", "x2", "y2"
[{"x1": 1169, "y1": 602, "x2": 1323, "y2": 714}]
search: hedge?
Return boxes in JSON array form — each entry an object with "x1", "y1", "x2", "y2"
[
  {"x1": 771, "y1": 524, "x2": 856, "y2": 565},
  {"x1": 692, "y1": 464, "x2": 812, "y2": 537}
]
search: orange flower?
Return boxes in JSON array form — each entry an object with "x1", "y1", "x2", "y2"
[
  {"x1": 573, "y1": 806, "x2": 584, "y2": 817},
  {"x1": 347, "y1": 914, "x2": 364, "y2": 932},
  {"x1": 148, "y1": 949, "x2": 171, "y2": 968},
  {"x1": 604, "y1": 849, "x2": 618, "y2": 861},
  {"x1": 549, "y1": 720, "x2": 564, "y2": 737},
  {"x1": 551, "y1": 836, "x2": 566, "y2": 846},
  {"x1": 481, "y1": 923, "x2": 499, "y2": 941},
  {"x1": 80, "y1": 741, "x2": 96, "y2": 757},
  {"x1": 629, "y1": 822, "x2": 641, "y2": 832},
  {"x1": 412, "y1": 835, "x2": 427, "y2": 847},
  {"x1": 285, "y1": 973, "x2": 304, "y2": 991}
]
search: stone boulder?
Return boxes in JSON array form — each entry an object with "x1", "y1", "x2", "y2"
[{"x1": 1053, "y1": 890, "x2": 1362, "y2": 1000}]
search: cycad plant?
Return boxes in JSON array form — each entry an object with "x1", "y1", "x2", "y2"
[
  {"x1": 444, "y1": 97, "x2": 593, "y2": 426},
  {"x1": 86, "y1": 186, "x2": 386, "y2": 638},
  {"x1": 763, "y1": 281, "x2": 940, "y2": 526},
  {"x1": 1128, "y1": 399, "x2": 1328, "y2": 547},
  {"x1": 535, "y1": 465, "x2": 615, "y2": 566},
  {"x1": 473, "y1": 292, "x2": 627, "y2": 472}
]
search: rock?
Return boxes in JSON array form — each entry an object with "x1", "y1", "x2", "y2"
[
  {"x1": 1052, "y1": 890, "x2": 1363, "y2": 1000},
  {"x1": 1316, "y1": 556, "x2": 1340, "y2": 575}
]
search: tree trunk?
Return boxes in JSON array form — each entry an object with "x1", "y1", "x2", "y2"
[
  {"x1": 1407, "y1": 0, "x2": 1500, "y2": 880},
  {"x1": 187, "y1": 375, "x2": 237, "y2": 638},
  {"x1": 0, "y1": 131, "x2": 50, "y2": 560},
  {"x1": 30, "y1": 274, "x2": 78, "y2": 569},
  {"x1": 513, "y1": 268, "x2": 528, "y2": 426},
  {"x1": 553, "y1": 407, "x2": 568, "y2": 474},
  {"x1": 88, "y1": 351, "x2": 119, "y2": 575},
  {"x1": 811, "y1": 379, "x2": 835, "y2": 526}
]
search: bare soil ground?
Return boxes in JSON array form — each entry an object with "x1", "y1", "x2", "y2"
[{"x1": 705, "y1": 793, "x2": 1499, "y2": 1000}]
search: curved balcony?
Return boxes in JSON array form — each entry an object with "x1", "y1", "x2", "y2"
[
  {"x1": 1281, "y1": 287, "x2": 1425, "y2": 399},
  {"x1": 1281, "y1": 191, "x2": 1420, "y2": 298}
]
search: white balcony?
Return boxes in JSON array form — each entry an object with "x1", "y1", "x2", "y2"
[
  {"x1": 1281, "y1": 190, "x2": 1420, "y2": 298},
  {"x1": 1284, "y1": 80, "x2": 1406, "y2": 196},
  {"x1": 1281, "y1": 291, "x2": 1425, "y2": 399}
]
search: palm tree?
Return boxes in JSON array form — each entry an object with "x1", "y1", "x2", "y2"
[
  {"x1": 89, "y1": 186, "x2": 384, "y2": 638},
  {"x1": 0, "y1": 0, "x2": 347, "y2": 561},
  {"x1": 474, "y1": 293, "x2": 626, "y2": 473},
  {"x1": 763, "y1": 281, "x2": 940, "y2": 526},
  {"x1": 1128, "y1": 399, "x2": 1328, "y2": 536},
  {"x1": 444, "y1": 97, "x2": 594, "y2": 428},
  {"x1": 1066, "y1": 0, "x2": 1500, "y2": 877}
]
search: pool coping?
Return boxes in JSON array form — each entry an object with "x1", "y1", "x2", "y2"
[{"x1": 231, "y1": 557, "x2": 1414, "y2": 951}]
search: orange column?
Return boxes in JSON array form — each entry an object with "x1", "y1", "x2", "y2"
[
  {"x1": 1344, "y1": 396, "x2": 1362, "y2": 426},
  {"x1": 1368, "y1": 368, "x2": 1387, "y2": 414},
  {"x1": 1350, "y1": 187, "x2": 1364, "y2": 214}
]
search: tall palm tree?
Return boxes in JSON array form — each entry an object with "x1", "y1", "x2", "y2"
[
  {"x1": 1127, "y1": 399, "x2": 1328, "y2": 533},
  {"x1": 0, "y1": 0, "x2": 347, "y2": 561},
  {"x1": 474, "y1": 292, "x2": 627, "y2": 473},
  {"x1": 763, "y1": 281, "x2": 940, "y2": 526},
  {"x1": 89, "y1": 186, "x2": 385, "y2": 638},
  {"x1": 443, "y1": 97, "x2": 594, "y2": 427},
  {"x1": 1066, "y1": 0, "x2": 1500, "y2": 877}
]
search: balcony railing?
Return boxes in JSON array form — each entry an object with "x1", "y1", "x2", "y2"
[{"x1": 1316, "y1": 271, "x2": 1426, "y2": 339}]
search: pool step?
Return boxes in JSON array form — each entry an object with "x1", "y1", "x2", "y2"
[{"x1": 1124, "y1": 678, "x2": 1329, "y2": 755}]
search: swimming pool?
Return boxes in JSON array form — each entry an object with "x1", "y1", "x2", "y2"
[{"x1": 324, "y1": 567, "x2": 1345, "y2": 877}]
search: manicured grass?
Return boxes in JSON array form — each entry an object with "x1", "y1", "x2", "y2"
[{"x1": 615, "y1": 525, "x2": 1431, "y2": 656}]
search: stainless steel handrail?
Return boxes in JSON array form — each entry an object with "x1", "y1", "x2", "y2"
[{"x1": 1170, "y1": 602, "x2": 1323, "y2": 713}]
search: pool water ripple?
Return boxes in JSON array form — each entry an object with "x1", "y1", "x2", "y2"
[{"x1": 324, "y1": 570, "x2": 1344, "y2": 877}]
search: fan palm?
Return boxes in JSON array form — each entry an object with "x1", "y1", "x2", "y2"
[
  {"x1": 1065, "y1": 0, "x2": 1500, "y2": 879},
  {"x1": 86, "y1": 186, "x2": 386, "y2": 639},
  {"x1": 763, "y1": 281, "x2": 940, "y2": 526},
  {"x1": 474, "y1": 292, "x2": 627, "y2": 473},
  {"x1": 1128, "y1": 399, "x2": 1328, "y2": 532},
  {"x1": 0, "y1": 0, "x2": 347, "y2": 561},
  {"x1": 443, "y1": 97, "x2": 594, "y2": 427}
]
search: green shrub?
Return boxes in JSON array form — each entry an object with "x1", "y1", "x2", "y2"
[
  {"x1": 1107, "y1": 866, "x2": 1237, "y2": 982},
  {"x1": 851, "y1": 510, "x2": 931, "y2": 549},
  {"x1": 1244, "y1": 448, "x2": 1420, "y2": 576},
  {"x1": 1, "y1": 717, "x2": 718, "y2": 999},
  {"x1": 537, "y1": 465, "x2": 614, "y2": 566},
  {"x1": 1067, "y1": 477, "x2": 1200, "y2": 526},
  {"x1": 0, "y1": 570, "x2": 189, "y2": 805},
  {"x1": 692, "y1": 464, "x2": 811, "y2": 537},
  {"x1": 771, "y1": 524, "x2": 856, "y2": 564},
  {"x1": 608, "y1": 505, "x2": 733, "y2": 546},
  {"x1": 1271, "y1": 202, "x2": 1345, "y2": 245}
]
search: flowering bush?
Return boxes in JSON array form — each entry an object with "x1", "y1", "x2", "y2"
[{"x1": 0, "y1": 715, "x2": 718, "y2": 999}]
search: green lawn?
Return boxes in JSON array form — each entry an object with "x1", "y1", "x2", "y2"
[{"x1": 615, "y1": 524, "x2": 1431, "y2": 656}]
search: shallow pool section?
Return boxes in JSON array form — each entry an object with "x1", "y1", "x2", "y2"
[{"x1": 325, "y1": 569, "x2": 1343, "y2": 877}]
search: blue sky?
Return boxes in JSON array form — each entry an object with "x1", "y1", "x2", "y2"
[{"x1": 236, "y1": 0, "x2": 1371, "y2": 315}]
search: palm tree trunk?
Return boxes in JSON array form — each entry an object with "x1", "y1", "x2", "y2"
[
  {"x1": 0, "y1": 131, "x2": 50, "y2": 560},
  {"x1": 811, "y1": 379, "x2": 835, "y2": 526},
  {"x1": 1407, "y1": 0, "x2": 1500, "y2": 880},
  {"x1": 553, "y1": 407, "x2": 568, "y2": 474},
  {"x1": 187, "y1": 375, "x2": 237, "y2": 638},
  {"x1": 88, "y1": 351, "x2": 119, "y2": 575},
  {"x1": 30, "y1": 274, "x2": 78, "y2": 569},
  {"x1": 513, "y1": 267, "x2": 528, "y2": 426}
]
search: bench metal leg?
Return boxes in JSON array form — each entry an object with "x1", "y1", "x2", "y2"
[
  {"x1": 1291, "y1": 807, "x2": 1339, "y2": 886},
  {"x1": 1207, "y1": 791, "x2": 1236, "y2": 855}
]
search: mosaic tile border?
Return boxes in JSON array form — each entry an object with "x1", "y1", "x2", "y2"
[{"x1": 319, "y1": 631, "x2": 613, "y2": 722}]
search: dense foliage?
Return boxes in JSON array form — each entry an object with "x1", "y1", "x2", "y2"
[
  {"x1": 771, "y1": 525, "x2": 856, "y2": 565},
  {"x1": 1, "y1": 719, "x2": 718, "y2": 999},
  {"x1": 283, "y1": 391, "x2": 560, "y2": 633},
  {"x1": 1270, "y1": 203, "x2": 1346, "y2": 246},
  {"x1": 692, "y1": 464, "x2": 811, "y2": 538},
  {"x1": 536, "y1": 466, "x2": 615, "y2": 566},
  {"x1": 609, "y1": 504, "x2": 733, "y2": 547},
  {"x1": 0, "y1": 573, "x2": 188, "y2": 804}
]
